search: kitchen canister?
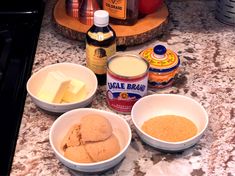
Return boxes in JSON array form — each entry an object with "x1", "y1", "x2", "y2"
[
  {"x1": 106, "y1": 54, "x2": 149, "y2": 114},
  {"x1": 216, "y1": 0, "x2": 235, "y2": 25},
  {"x1": 140, "y1": 45, "x2": 180, "y2": 89},
  {"x1": 66, "y1": 0, "x2": 80, "y2": 18},
  {"x1": 79, "y1": 0, "x2": 100, "y2": 25}
]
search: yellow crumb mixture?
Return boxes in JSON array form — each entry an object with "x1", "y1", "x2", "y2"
[{"x1": 141, "y1": 115, "x2": 197, "y2": 142}]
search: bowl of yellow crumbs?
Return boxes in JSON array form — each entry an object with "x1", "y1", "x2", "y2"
[
  {"x1": 131, "y1": 94, "x2": 208, "y2": 152},
  {"x1": 27, "y1": 62, "x2": 97, "y2": 113}
]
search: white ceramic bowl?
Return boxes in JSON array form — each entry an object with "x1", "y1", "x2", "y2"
[
  {"x1": 26, "y1": 63, "x2": 97, "y2": 113},
  {"x1": 49, "y1": 108, "x2": 132, "y2": 173},
  {"x1": 131, "y1": 94, "x2": 208, "y2": 151}
]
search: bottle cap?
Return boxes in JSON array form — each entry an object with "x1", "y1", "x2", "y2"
[{"x1": 94, "y1": 10, "x2": 109, "y2": 27}]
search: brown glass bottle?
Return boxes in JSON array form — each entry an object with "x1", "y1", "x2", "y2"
[
  {"x1": 86, "y1": 10, "x2": 116, "y2": 85},
  {"x1": 102, "y1": 0, "x2": 139, "y2": 25}
]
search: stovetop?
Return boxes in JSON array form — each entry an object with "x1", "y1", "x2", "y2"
[{"x1": 0, "y1": 1, "x2": 45, "y2": 175}]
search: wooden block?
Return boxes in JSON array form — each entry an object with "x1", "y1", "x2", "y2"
[{"x1": 53, "y1": 0, "x2": 169, "y2": 46}]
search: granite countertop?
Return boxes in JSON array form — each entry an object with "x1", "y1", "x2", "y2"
[{"x1": 11, "y1": 0, "x2": 235, "y2": 175}]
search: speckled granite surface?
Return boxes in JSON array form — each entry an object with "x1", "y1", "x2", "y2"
[{"x1": 11, "y1": 0, "x2": 235, "y2": 175}]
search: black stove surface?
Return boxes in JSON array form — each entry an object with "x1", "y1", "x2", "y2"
[{"x1": 0, "y1": 1, "x2": 45, "y2": 175}]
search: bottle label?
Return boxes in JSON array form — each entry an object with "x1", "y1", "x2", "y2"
[
  {"x1": 86, "y1": 43, "x2": 116, "y2": 75},
  {"x1": 103, "y1": 0, "x2": 127, "y2": 20},
  {"x1": 88, "y1": 31, "x2": 114, "y2": 41}
]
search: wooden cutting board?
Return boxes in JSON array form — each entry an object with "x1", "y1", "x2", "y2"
[{"x1": 53, "y1": 0, "x2": 169, "y2": 46}]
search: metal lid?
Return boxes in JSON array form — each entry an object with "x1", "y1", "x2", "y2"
[{"x1": 140, "y1": 45, "x2": 180, "y2": 73}]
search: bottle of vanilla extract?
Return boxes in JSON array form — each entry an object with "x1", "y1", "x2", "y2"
[{"x1": 86, "y1": 10, "x2": 116, "y2": 85}]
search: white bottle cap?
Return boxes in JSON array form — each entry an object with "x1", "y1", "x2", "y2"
[{"x1": 94, "y1": 10, "x2": 109, "y2": 27}]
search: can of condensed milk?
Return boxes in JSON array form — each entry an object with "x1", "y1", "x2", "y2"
[{"x1": 106, "y1": 54, "x2": 149, "y2": 114}]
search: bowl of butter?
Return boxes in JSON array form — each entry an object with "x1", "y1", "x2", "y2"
[{"x1": 26, "y1": 62, "x2": 98, "y2": 113}]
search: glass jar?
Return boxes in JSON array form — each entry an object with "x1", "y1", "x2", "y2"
[{"x1": 102, "y1": 0, "x2": 139, "y2": 25}]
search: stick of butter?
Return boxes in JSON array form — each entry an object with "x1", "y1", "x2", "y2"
[
  {"x1": 62, "y1": 78, "x2": 86, "y2": 103},
  {"x1": 37, "y1": 71, "x2": 70, "y2": 103}
]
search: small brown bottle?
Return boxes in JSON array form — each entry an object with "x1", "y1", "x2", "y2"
[
  {"x1": 102, "y1": 0, "x2": 139, "y2": 25},
  {"x1": 86, "y1": 10, "x2": 116, "y2": 85}
]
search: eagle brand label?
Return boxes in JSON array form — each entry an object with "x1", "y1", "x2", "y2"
[
  {"x1": 106, "y1": 54, "x2": 149, "y2": 114},
  {"x1": 106, "y1": 73, "x2": 148, "y2": 114}
]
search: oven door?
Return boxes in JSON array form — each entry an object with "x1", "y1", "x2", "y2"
[
  {"x1": 0, "y1": 1, "x2": 44, "y2": 175},
  {"x1": 0, "y1": 30, "x2": 12, "y2": 82}
]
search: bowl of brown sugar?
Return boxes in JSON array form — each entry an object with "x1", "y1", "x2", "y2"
[{"x1": 131, "y1": 94, "x2": 208, "y2": 151}]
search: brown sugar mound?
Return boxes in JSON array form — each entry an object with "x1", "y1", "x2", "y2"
[
  {"x1": 142, "y1": 115, "x2": 197, "y2": 142},
  {"x1": 84, "y1": 134, "x2": 120, "y2": 162},
  {"x1": 61, "y1": 124, "x2": 81, "y2": 150},
  {"x1": 80, "y1": 114, "x2": 113, "y2": 142},
  {"x1": 64, "y1": 146, "x2": 93, "y2": 163},
  {"x1": 61, "y1": 114, "x2": 120, "y2": 163}
]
